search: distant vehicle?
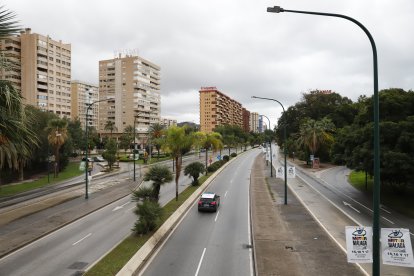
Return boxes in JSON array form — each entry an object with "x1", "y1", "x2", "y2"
[
  {"x1": 198, "y1": 192, "x2": 220, "y2": 212},
  {"x1": 93, "y1": 156, "x2": 105, "y2": 162},
  {"x1": 82, "y1": 157, "x2": 94, "y2": 163},
  {"x1": 128, "y1": 154, "x2": 139, "y2": 161}
]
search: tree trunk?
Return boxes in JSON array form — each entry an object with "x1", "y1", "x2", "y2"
[{"x1": 18, "y1": 160, "x2": 24, "y2": 181}]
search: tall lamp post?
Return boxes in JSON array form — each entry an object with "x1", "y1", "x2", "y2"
[
  {"x1": 267, "y1": 6, "x2": 380, "y2": 275},
  {"x1": 85, "y1": 98, "x2": 110, "y2": 199},
  {"x1": 261, "y1": 114, "x2": 273, "y2": 177},
  {"x1": 252, "y1": 96, "x2": 287, "y2": 205}
]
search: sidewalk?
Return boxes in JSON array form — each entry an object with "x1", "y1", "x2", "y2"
[{"x1": 251, "y1": 154, "x2": 364, "y2": 276}]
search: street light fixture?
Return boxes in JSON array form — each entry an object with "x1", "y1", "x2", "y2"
[
  {"x1": 261, "y1": 114, "x2": 273, "y2": 177},
  {"x1": 252, "y1": 96, "x2": 287, "y2": 205},
  {"x1": 267, "y1": 6, "x2": 380, "y2": 275},
  {"x1": 85, "y1": 98, "x2": 112, "y2": 199}
]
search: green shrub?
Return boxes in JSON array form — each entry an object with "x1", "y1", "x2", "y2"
[
  {"x1": 133, "y1": 200, "x2": 163, "y2": 235},
  {"x1": 230, "y1": 152, "x2": 237, "y2": 157},
  {"x1": 207, "y1": 160, "x2": 226, "y2": 172},
  {"x1": 223, "y1": 155, "x2": 230, "y2": 162}
]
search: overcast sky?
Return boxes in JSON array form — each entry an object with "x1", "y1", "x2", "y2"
[{"x1": 4, "y1": 0, "x2": 414, "y2": 127}]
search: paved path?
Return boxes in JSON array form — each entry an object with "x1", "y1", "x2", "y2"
[{"x1": 251, "y1": 154, "x2": 364, "y2": 276}]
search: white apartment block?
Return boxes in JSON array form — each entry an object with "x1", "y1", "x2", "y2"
[
  {"x1": 98, "y1": 54, "x2": 161, "y2": 143},
  {"x1": 160, "y1": 117, "x2": 177, "y2": 128},
  {"x1": 71, "y1": 81, "x2": 99, "y2": 130}
]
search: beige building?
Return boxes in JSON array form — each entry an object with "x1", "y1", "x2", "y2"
[
  {"x1": 160, "y1": 117, "x2": 177, "y2": 128},
  {"x1": 199, "y1": 87, "x2": 243, "y2": 133},
  {"x1": 98, "y1": 54, "x2": 161, "y2": 143},
  {"x1": 1, "y1": 29, "x2": 72, "y2": 118},
  {"x1": 71, "y1": 81, "x2": 99, "y2": 130},
  {"x1": 250, "y1": 112, "x2": 259, "y2": 133}
]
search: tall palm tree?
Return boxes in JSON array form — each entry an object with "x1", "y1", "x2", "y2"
[
  {"x1": 296, "y1": 117, "x2": 335, "y2": 156},
  {"x1": 104, "y1": 120, "x2": 117, "y2": 138},
  {"x1": 162, "y1": 126, "x2": 194, "y2": 201},
  {"x1": 196, "y1": 131, "x2": 223, "y2": 173},
  {"x1": 0, "y1": 7, "x2": 38, "y2": 182},
  {"x1": 149, "y1": 123, "x2": 165, "y2": 159},
  {"x1": 46, "y1": 119, "x2": 68, "y2": 177}
]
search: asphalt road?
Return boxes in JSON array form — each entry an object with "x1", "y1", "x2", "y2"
[
  {"x1": 140, "y1": 150, "x2": 259, "y2": 276},
  {"x1": 284, "y1": 161, "x2": 414, "y2": 275},
  {"x1": 0, "y1": 163, "x2": 194, "y2": 275}
]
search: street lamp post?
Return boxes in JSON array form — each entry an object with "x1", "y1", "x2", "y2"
[
  {"x1": 252, "y1": 96, "x2": 287, "y2": 205},
  {"x1": 133, "y1": 116, "x2": 137, "y2": 181},
  {"x1": 267, "y1": 6, "x2": 380, "y2": 275},
  {"x1": 261, "y1": 114, "x2": 273, "y2": 177},
  {"x1": 85, "y1": 98, "x2": 110, "y2": 199}
]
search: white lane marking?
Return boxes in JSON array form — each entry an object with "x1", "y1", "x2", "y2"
[
  {"x1": 343, "y1": 201, "x2": 361, "y2": 213},
  {"x1": 224, "y1": 191, "x2": 228, "y2": 197},
  {"x1": 194, "y1": 248, "x2": 206, "y2": 276},
  {"x1": 112, "y1": 201, "x2": 130, "y2": 211},
  {"x1": 380, "y1": 204, "x2": 392, "y2": 214},
  {"x1": 72, "y1": 233, "x2": 92, "y2": 246},
  {"x1": 410, "y1": 232, "x2": 414, "y2": 236},
  {"x1": 214, "y1": 211, "x2": 220, "y2": 222},
  {"x1": 381, "y1": 216, "x2": 395, "y2": 224}
]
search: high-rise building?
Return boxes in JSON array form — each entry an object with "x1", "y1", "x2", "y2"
[
  {"x1": 0, "y1": 28, "x2": 72, "y2": 117},
  {"x1": 98, "y1": 54, "x2": 161, "y2": 144},
  {"x1": 0, "y1": 36, "x2": 21, "y2": 89},
  {"x1": 242, "y1": 108, "x2": 251, "y2": 132},
  {"x1": 250, "y1": 112, "x2": 259, "y2": 133},
  {"x1": 199, "y1": 87, "x2": 243, "y2": 133},
  {"x1": 71, "y1": 80, "x2": 99, "y2": 130}
]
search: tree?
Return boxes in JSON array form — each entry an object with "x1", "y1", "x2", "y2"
[
  {"x1": 104, "y1": 120, "x2": 117, "y2": 138},
  {"x1": 143, "y1": 165, "x2": 173, "y2": 201},
  {"x1": 195, "y1": 131, "x2": 223, "y2": 173},
  {"x1": 162, "y1": 126, "x2": 194, "y2": 201},
  {"x1": 296, "y1": 117, "x2": 335, "y2": 159},
  {"x1": 45, "y1": 119, "x2": 68, "y2": 177},
  {"x1": 67, "y1": 118, "x2": 83, "y2": 155},
  {"x1": 149, "y1": 123, "x2": 165, "y2": 159},
  {"x1": 184, "y1": 162, "x2": 205, "y2": 186},
  {"x1": 133, "y1": 200, "x2": 163, "y2": 235},
  {"x1": 102, "y1": 139, "x2": 117, "y2": 171},
  {"x1": 0, "y1": 7, "x2": 28, "y2": 174}
]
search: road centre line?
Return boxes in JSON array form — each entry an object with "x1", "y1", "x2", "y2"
[
  {"x1": 195, "y1": 248, "x2": 206, "y2": 276},
  {"x1": 381, "y1": 216, "x2": 394, "y2": 225},
  {"x1": 72, "y1": 233, "x2": 92, "y2": 246}
]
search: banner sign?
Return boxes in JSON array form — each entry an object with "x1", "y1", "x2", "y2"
[
  {"x1": 382, "y1": 228, "x2": 414, "y2": 267},
  {"x1": 345, "y1": 226, "x2": 373, "y2": 263},
  {"x1": 79, "y1": 161, "x2": 85, "y2": 171},
  {"x1": 276, "y1": 166, "x2": 295, "y2": 179}
]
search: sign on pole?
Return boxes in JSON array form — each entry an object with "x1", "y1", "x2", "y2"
[
  {"x1": 287, "y1": 166, "x2": 296, "y2": 178},
  {"x1": 381, "y1": 228, "x2": 414, "y2": 267},
  {"x1": 276, "y1": 166, "x2": 295, "y2": 179},
  {"x1": 79, "y1": 161, "x2": 86, "y2": 171},
  {"x1": 345, "y1": 226, "x2": 373, "y2": 263}
]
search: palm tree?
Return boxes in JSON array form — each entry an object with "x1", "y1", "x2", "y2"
[
  {"x1": 184, "y1": 162, "x2": 205, "y2": 185},
  {"x1": 296, "y1": 117, "x2": 335, "y2": 156},
  {"x1": 46, "y1": 119, "x2": 68, "y2": 177},
  {"x1": 195, "y1": 131, "x2": 223, "y2": 173},
  {"x1": 162, "y1": 126, "x2": 194, "y2": 201},
  {"x1": 143, "y1": 165, "x2": 173, "y2": 201},
  {"x1": 104, "y1": 120, "x2": 117, "y2": 138},
  {"x1": 149, "y1": 123, "x2": 165, "y2": 159}
]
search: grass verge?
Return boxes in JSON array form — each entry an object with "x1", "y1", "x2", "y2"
[
  {"x1": 0, "y1": 162, "x2": 82, "y2": 198},
  {"x1": 85, "y1": 172, "x2": 213, "y2": 276},
  {"x1": 349, "y1": 170, "x2": 414, "y2": 217}
]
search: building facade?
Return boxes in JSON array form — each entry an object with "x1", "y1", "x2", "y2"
[
  {"x1": 0, "y1": 28, "x2": 72, "y2": 117},
  {"x1": 242, "y1": 108, "x2": 251, "y2": 133},
  {"x1": 199, "y1": 87, "x2": 243, "y2": 133},
  {"x1": 0, "y1": 35, "x2": 21, "y2": 89},
  {"x1": 250, "y1": 112, "x2": 259, "y2": 133},
  {"x1": 71, "y1": 80, "x2": 99, "y2": 130},
  {"x1": 98, "y1": 54, "x2": 161, "y2": 143},
  {"x1": 160, "y1": 117, "x2": 177, "y2": 128}
]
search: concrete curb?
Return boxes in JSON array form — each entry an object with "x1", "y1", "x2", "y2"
[{"x1": 116, "y1": 153, "x2": 244, "y2": 276}]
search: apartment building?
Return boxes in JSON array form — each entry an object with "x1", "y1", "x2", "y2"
[
  {"x1": 250, "y1": 112, "x2": 259, "y2": 133},
  {"x1": 242, "y1": 108, "x2": 251, "y2": 133},
  {"x1": 199, "y1": 87, "x2": 243, "y2": 133},
  {"x1": 98, "y1": 54, "x2": 161, "y2": 143},
  {"x1": 0, "y1": 29, "x2": 72, "y2": 118},
  {"x1": 160, "y1": 117, "x2": 177, "y2": 128},
  {"x1": 71, "y1": 81, "x2": 99, "y2": 130}
]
